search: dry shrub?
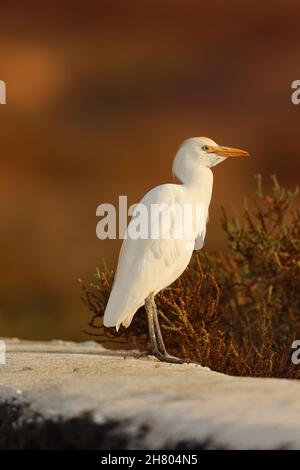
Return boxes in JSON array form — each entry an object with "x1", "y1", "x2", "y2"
[{"x1": 81, "y1": 176, "x2": 300, "y2": 378}]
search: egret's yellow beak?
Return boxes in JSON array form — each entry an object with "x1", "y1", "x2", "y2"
[{"x1": 208, "y1": 146, "x2": 250, "y2": 157}]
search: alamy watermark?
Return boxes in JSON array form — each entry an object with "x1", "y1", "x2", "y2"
[
  {"x1": 0, "y1": 80, "x2": 6, "y2": 104},
  {"x1": 96, "y1": 196, "x2": 205, "y2": 250},
  {"x1": 291, "y1": 80, "x2": 300, "y2": 105},
  {"x1": 0, "y1": 340, "x2": 6, "y2": 365},
  {"x1": 291, "y1": 340, "x2": 300, "y2": 365}
]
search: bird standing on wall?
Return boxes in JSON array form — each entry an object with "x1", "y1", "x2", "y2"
[{"x1": 104, "y1": 137, "x2": 249, "y2": 363}]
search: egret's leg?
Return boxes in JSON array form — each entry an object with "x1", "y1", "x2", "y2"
[
  {"x1": 151, "y1": 299, "x2": 169, "y2": 355},
  {"x1": 145, "y1": 296, "x2": 160, "y2": 356},
  {"x1": 146, "y1": 295, "x2": 191, "y2": 364}
]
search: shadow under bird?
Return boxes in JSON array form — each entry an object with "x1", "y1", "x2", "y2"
[{"x1": 103, "y1": 137, "x2": 249, "y2": 363}]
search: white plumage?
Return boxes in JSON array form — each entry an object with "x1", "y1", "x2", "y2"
[{"x1": 103, "y1": 137, "x2": 249, "y2": 362}]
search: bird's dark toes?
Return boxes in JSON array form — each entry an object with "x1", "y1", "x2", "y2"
[{"x1": 151, "y1": 351, "x2": 187, "y2": 364}]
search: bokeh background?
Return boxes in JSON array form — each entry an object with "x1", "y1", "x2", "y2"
[{"x1": 0, "y1": 0, "x2": 299, "y2": 340}]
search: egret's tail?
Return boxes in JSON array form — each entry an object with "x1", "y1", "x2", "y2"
[{"x1": 103, "y1": 286, "x2": 144, "y2": 331}]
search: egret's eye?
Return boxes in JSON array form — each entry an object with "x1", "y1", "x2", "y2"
[{"x1": 202, "y1": 145, "x2": 209, "y2": 152}]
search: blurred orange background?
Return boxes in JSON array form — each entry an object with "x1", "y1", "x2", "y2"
[{"x1": 0, "y1": 0, "x2": 300, "y2": 340}]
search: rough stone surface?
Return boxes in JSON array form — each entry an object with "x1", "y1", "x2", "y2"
[{"x1": 0, "y1": 338, "x2": 300, "y2": 449}]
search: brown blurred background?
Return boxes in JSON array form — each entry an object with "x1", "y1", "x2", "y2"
[{"x1": 0, "y1": 0, "x2": 300, "y2": 340}]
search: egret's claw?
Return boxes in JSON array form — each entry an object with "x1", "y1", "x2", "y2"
[{"x1": 151, "y1": 349, "x2": 192, "y2": 364}]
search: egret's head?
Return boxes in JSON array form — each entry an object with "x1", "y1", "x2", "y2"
[{"x1": 173, "y1": 136, "x2": 249, "y2": 182}]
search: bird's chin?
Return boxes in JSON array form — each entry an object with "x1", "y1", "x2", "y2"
[{"x1": 209, "y1": 156, "x2": 227, "y2": 167}]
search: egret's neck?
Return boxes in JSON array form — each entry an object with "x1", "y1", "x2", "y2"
[
  {"x1": 176, "y1": 163, "x2": 212, "y2": 189},
  {"x1": 188, "y1": 165, "x2": 211, "y2": 184},
  {"x1": 177, "y1": 164, "x2": 214, "y2": 209}
]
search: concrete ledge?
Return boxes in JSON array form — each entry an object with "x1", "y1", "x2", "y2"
[{"x1": 0, "y1": 339, "x2": 300, "y2": 449}]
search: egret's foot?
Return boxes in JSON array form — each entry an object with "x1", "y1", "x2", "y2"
[{"x1": 151, "y1": 349, "x2": 191, "y2": 364}]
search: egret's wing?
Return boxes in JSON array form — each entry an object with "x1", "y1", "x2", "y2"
[
  {"x1": 103, "y1": 184, "x2": 195, "y2": 329},
  {"x1": 194, "y1": 228, "x2": 206, "y2": 250},
  {"x1": 194, "y1": 213, "x2": 208, "y2": 250}
]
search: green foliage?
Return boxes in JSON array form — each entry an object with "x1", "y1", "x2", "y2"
[{"x1": 81, "y1": 176, "x2": 300, "y2": 378}]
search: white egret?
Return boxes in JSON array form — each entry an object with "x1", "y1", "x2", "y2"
[{"x1": 103, "y1": 137, "x2": 249, "y2": 363}]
